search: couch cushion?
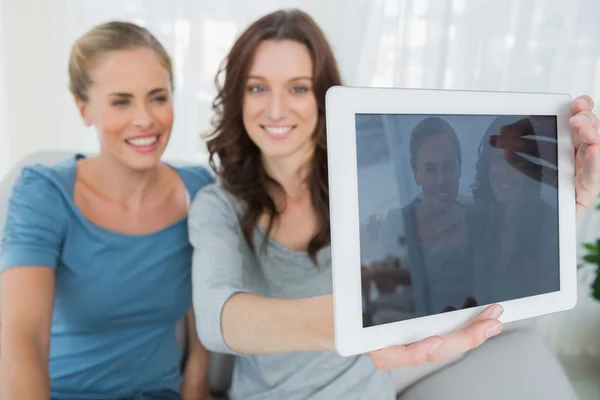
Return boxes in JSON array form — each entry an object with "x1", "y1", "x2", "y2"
[{"x1": 397, "y1": 329, "x2": 578, "y2": 400}]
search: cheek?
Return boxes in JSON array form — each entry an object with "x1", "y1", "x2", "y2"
[
  {"x1": 489, "y1": 161, "x2": 503, "y2": 179},
  {"x1": 96, "y1": 107, "x2": 131, "y2": 138},
  {"x1": 295, "y1": 97, "x2": 319, "y2": 123},
  {"x1": 450, "y1": 167, "x2": 461, "y2": 181},
  {"x1": 242, "y1": 97, "x2": 265, "y2": 142},
  {"x1": 242, "y1": 96, "x2": 264, "y2": 121},
  {"x1": 154, "y1": 104, "x2": 174, "y2": 128},
  {"x1": 416, "y1": 171, "x2": 432, "y2": 186}
]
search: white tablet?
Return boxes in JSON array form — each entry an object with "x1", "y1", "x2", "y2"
[{"x1": 325, "y1": 86, "x2": 577, "y2": 356}]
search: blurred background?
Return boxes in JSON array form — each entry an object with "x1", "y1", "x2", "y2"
[{"x1": 2, "y1": 0, "x2": 600, "y2": 179}]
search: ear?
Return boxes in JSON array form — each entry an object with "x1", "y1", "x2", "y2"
[{"x1": 74, "y1": 96, "x2": 92, "y2": 127}]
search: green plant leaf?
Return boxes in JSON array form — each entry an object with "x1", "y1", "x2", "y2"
[
  {"x1": 583, "y1": 254, "x2": 600, "y2": 264},
  {"x1": 593, "y1": 272, "x2": 600, "y2": 302},
  {"x1": 584, "y1": 243, "x2": 597, "y2": 252}
]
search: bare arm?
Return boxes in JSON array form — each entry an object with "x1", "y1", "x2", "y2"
[
  {"x1": 189, "y1": 185, "x2": 504, "y2": 367},
  {"x1": 221, "y1": 293, "x2": 334, "y2": 354},
  {"x1": 189, "y1": 186, "x2": 335, "y2": 356},
  {"x1": 180, "y1": 307, "x2": 211, "y2": 400},
  {"x1": 0, "y1": 267, "x2": 55, "y2": 400},
  {"x1": 0, "y1": 167, "x2": 67, "y2": 399}
]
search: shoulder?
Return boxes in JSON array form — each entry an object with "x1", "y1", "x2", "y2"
[
  {"x1": 189, "y1": 182, "x2": 241, "y2": 221},
  {"x1": 9, "y1": 157, "x2": 77, "y2": 203},
  {"x1": 187, "y1": 182, "x2": 245, "y2": 247},
  {"x1": 173, "y1": 164, "x2": 216, "y2": 198},
  {"x1": 1, "y1": 158, "x2": 75, "y2": 258}
]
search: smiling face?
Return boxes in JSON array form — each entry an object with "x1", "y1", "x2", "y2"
[
  {"x1": 413, "y1": 134, "x2": 461, "y2": 210},
  {"x1": 242, "y1": 39, "x2": 318, "y2": 164},
  {"x1": 75, "y1": 47, "x2": 174, "y2": 171},
  {"x1": 488, "y1": 150, "x2": 526, "y2": 205}
]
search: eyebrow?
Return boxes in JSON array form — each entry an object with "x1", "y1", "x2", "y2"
[
  {"x1": 247, "y1": 75, "x2": 313, "y2": 82},
  {"x1": 109, "y1": 88, "x2": 167, "y2": 97}
]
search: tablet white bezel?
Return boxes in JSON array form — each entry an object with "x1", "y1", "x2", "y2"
[{"x1": 325, "y1": 86, "x2": 577, "y2": 357}]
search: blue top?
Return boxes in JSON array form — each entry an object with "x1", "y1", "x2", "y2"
[{"x1": 0, "y1": 154, "x2": 214, "y2": 399}]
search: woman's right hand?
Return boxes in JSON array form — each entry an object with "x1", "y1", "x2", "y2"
[{"x1": 366, "y1": 304, "x2": 503, "y2": 370}]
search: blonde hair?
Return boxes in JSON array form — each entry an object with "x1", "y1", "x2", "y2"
[{"x1": 68, "y1": 21, "x2": 173, "y2": 102}]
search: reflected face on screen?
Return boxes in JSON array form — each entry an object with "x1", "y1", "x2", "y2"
[
  {"x1": 488, "y1": 151, "x2": 526, "y2": 205},
  {"x1": 413, "y1": 134, "x2": 461, "y2": 209}
]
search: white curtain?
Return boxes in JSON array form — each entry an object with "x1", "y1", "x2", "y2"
[
  {"x1": 2, "y1": 0, "x2": 600, "y2": 176},
  {"x1": 1, "y1": 0, "x2": 600, "y2": 351}
]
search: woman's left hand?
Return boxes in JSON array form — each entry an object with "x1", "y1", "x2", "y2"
[{"x1": 569, "y1": 95, "x2": 600, "y2": 219}]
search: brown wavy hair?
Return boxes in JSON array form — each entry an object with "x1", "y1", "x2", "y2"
[{"x1": 205, "y1": 9, "x2": 342, "y2": 262}]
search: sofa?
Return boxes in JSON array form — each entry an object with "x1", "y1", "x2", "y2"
[{"x1": 0, "y1": 151, "x2": 580, "y2": 399}]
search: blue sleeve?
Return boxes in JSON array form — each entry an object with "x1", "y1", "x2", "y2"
[
  {"x1": 179, "y1": 165, "x2": 216, "y2": 200},
  {"x1": 0, "y1": 167, "x2": 67, "y2": 271}
]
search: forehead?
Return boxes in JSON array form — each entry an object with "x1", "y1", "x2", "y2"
[
  {"x1": 417, "y1": 135, "x2": 459, "y2": 163},
  {"x1": 249, "y1": 39, "x2": 313, "y2": 80},
  {"x1": 89, "y1": 48, "x2": 170, "y2": 93}
]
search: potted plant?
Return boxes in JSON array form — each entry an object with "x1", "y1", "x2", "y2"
[
  {"x1": 582, "y1": 205, "x2": 600, "y2": 302},
  {"x1": 581, "y1": 245, "x2": 600, "y2": 301}
]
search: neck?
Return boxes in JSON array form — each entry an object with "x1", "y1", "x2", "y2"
[
  {"x1": 84, "y1": 154, "x2": 162, "y2": 207},
  {"x1": 262, "y1": 150, "x2": 313, "y2": 199},
  {"x1": 419, "y1": 197, "x2": 453, "y2": 215}
]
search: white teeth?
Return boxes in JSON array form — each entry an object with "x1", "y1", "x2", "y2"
[
  {"x1": 127, "y1": 136, "x2": 158, "y2": 146},
  {"x1": 265, "y1": 126, "x2": 292, "y2": 136},
  {"x1": 496, "y1": 182, "x2": 514, "y2": 189}
]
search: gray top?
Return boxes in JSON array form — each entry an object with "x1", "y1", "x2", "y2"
[{"x1": 189, "y1": 183, "x2": 395, "y2": 400}]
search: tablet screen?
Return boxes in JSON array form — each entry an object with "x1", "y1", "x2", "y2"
[{"x1": 357, "y1": 114, "x2": 560, "y2": 328}]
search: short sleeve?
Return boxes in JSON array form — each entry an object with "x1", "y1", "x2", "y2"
[
  {"x1": 0, "y1": 167, "x2": 67, "y2": 271},
  {"x1": 177, "y1": 164, "x2": 216, "y2": 200},
  {"x1": 188, "y1": 183, "x2": 250, "y2": 355}
]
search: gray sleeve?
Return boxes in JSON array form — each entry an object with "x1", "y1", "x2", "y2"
[{"x1": 188, "y1": 184, "x2": 251, "y2": 355}]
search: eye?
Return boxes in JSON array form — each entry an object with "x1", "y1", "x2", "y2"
[
  {"x1": 112, "y1": 99, "x2": 129, "y2": 107},
  {"x1": 152, "y1": 95, "x2": 168, "y2": 103},
  {"x1": 247, "y1": 85, "x2": 266, "y2": 94},
  {"x1": 444, "y1": 162, "x2": 456, "y2": 171},
  {"x1": 291, "y1": 86, "x2": 309, "y2": 94}
]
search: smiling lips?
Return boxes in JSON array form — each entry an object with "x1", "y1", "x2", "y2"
[
  {"x1": 263, "y1": 125, "x2": 295, "y2": 139},
  {"x1": 125, "y1": 134, "x2": 160, "y2": 153},
  {"x1": 433, "y1": 190, "x2": 452, "y2": 200},
  {"x1": 495, "y1": 181, "x2": 516, "y2": 190}
]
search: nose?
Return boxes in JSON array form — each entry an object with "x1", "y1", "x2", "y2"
[
  {"x1": 436, "y1": 169, "x2": 448, "y2": 185},
  {"x1": 133, "y1": 104, "x2": 153, "y2": 130},
  {"x1": 494, "y1": 161, "x2": 513, "y2": 179},
  {"x1": 266, "y1": 92, "x2": 288, "y2": 121}
]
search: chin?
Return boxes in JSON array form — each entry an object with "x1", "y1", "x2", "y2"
[
  {"x1": 118, "y1": 147, "x2": 166, "y2": 172},
  {"x1": 257, "y1": 142, "x2": 304, "y2": 161}
]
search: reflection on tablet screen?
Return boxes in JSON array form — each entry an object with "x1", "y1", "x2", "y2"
[{"x1": 357, "y1": 114, "x2": 560, "y2": 328}]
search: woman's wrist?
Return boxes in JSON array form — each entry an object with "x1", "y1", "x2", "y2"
[{"x1": 302, "y1": 295, "x2": 336, "y2": 352}]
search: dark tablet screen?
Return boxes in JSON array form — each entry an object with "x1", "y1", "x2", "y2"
[{"x1": 356, "y1": 114, "x2": 560, "y2": 328}]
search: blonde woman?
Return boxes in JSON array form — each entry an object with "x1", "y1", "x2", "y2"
[{"x1": 0, "y1": 22, "x2": 213, "y2": 400}]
